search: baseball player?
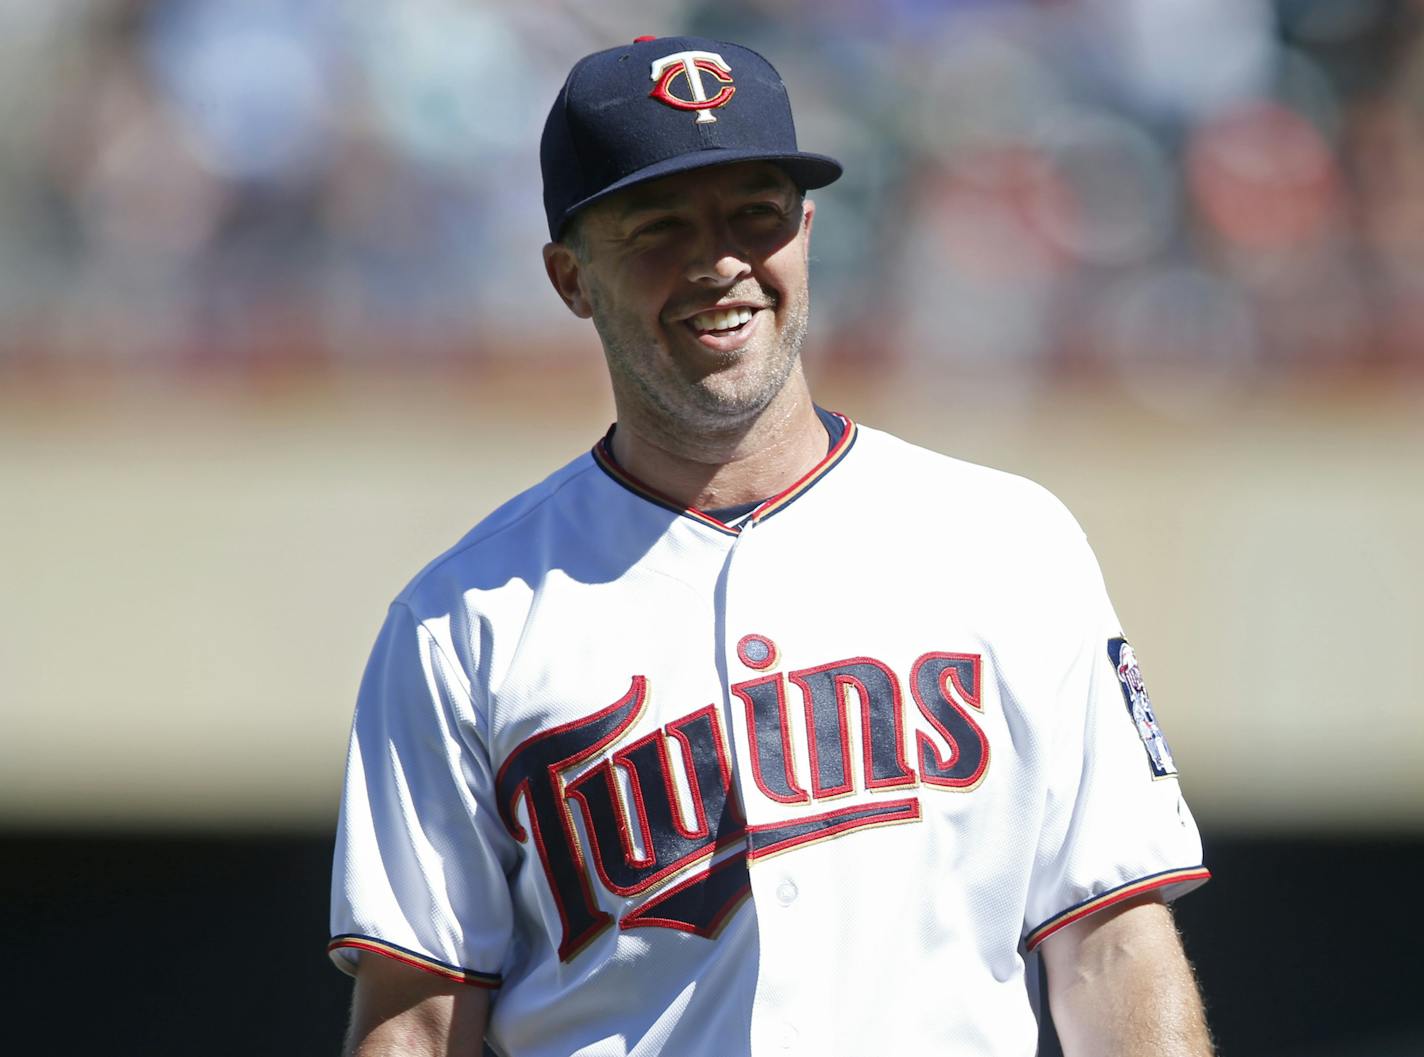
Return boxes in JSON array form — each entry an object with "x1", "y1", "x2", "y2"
[{"x1": 330, "y1": 36, "x2": 1213, "y2": 1057}]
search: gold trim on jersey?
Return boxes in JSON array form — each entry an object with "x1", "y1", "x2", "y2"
[
  {"x1": 327, "y1": 934, "x2": 502, "y2": 988},
  {"x1": 591, "y1": 414, "x2": 857, "y2": 535},
  {"x1": 1024, "y1": 866, "x2": 1212, "y2": 950}
]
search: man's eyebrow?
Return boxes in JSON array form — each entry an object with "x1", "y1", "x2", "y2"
[
  {"x1": 614, "y1": 190, "x2": 686, "y2": 218},
  {"x1": 732, "y1": 172, "x2": 797, "y2": 195}
]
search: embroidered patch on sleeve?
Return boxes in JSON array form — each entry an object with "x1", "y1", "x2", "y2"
[{"x1": 1107, "y1": 638, "x2": 1178, "y2": 779}]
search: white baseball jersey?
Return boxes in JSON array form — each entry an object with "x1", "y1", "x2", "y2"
[{"x1": 330, "y1": 416, "x2": 1208, "y2": 1057}]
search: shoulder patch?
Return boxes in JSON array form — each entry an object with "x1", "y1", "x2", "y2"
[{"x1": 1107, "y1": 638, "x2": 1178, "y2": 779}]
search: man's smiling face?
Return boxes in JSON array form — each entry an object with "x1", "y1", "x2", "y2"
[{"x1": 549, "y1": 161, "x2": 816, "y2": 437}]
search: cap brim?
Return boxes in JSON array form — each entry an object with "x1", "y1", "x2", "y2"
[{"x1": 554, "y1": 148, "x2": 842, "y2": 238}]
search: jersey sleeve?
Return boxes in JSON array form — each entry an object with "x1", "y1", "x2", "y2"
[
  {"x1": 1022, "y1": 525, "x2": 1209, "y2": 950},
  {"x1": 328, "y1": 601, "x2": 515, "y2": 988}
]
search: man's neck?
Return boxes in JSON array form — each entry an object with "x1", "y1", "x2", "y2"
[{"x1": 609, "y1": 382, "x2": 829, "y2": 512}]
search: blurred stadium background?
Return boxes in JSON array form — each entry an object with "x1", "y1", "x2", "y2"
[{"x1": 2, "y1": 0, "x2": 1421, "y2": 1053}]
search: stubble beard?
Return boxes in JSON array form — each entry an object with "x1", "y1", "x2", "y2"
[{"x1": 592, "y1": 282, "x2": 810, "y2": 440}]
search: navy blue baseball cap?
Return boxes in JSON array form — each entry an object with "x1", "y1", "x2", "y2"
[{"x1": 540, "y1": 36, "x2": 843, "y2": 240}]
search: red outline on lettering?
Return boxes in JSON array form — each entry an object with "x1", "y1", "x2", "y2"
[
  {"x1": 790, "y1": 657, "x2": 916, "y2": 799},
  {"x1": 665, "y1": 704, "x2": 740, "y2": 839},
  {"x1": 565, "y1": 711, "x2": 745, "y2": 901},
  {"x1": 732, "y1": 673, "x2": 810, "y2": 805},
  {"x1": 789, "y1": 662, "x2": 855, "y2": 799},
  {"x1": 494, "y1": 676, "x2": 647, "y2": 961},
  {"x1": 565, "y1": 777, "x2": 743, "y2": 899},
  {"x1": 912, "y1": 652, "x2": 990, "y2": 792},
  {"x1": 619, "y1": 854, "x2": 753, "y2": 938},
  {"x1": 745, "y1": 798, "x2": 922, "y2": 861},
  {"x1": 611, "y1": 730, "x2": 663, "y2": 867},
  {"x1": 860, "y1": 663, "x2": 918, "y2": 791},
  {"x1": 567, "y1": 748, "x2": 655, "y2": 872}
]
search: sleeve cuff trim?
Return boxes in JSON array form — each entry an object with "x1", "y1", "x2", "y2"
[
  {"x1": 1024, "y1": 865, "x2": 1211, "y2": 951},
  {"x1": 327, "y1": 933, "x2": 502, "y2": 989}
]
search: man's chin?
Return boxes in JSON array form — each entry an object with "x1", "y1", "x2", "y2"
[{"x1": 681, "y1": 366, "x2": 797, "y2": 424}]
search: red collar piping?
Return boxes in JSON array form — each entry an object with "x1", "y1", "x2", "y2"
[{"x1": 591, "y1": 413, "x2": 858, "y2": 537}]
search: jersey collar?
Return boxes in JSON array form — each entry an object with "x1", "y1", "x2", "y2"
[{"x1": 591, "y1": 413, "x2": 858, "y2": 537}]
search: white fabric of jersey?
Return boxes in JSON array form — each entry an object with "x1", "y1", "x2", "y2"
[{"x1": 330, "y1": 420, "x2": 1207, "y2": 1057}]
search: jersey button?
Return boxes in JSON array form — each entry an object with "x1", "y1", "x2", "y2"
[
  {"x1": 778, "y1": 1023, "x2": 799, "y2": 1049},
  {"x1": 775, "y1": 879, "x2": 798, "y2": 905}
]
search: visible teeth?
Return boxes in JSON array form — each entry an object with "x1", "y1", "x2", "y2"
[{"x1": 690, "y1": 307, "x2": 755, "y2": 332}]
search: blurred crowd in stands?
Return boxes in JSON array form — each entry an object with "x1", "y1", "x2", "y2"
[{"x1": 1, "y1": 0, "x2": 1422, "y2": 387}]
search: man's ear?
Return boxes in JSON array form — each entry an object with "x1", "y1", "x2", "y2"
[
  {"x1": 800, "y1": 197, "x2": 816, "y2": 261},
  {"x1": 543, "y1": 242, "x2": 593, "y2": 319}
]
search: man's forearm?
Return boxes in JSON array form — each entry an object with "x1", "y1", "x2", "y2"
[
  {"x1": 343, "y1": 953, "x2": 491, "y2": 1057},
  {"x1": 1043, "y1": 895, "x2": 1214, "y2": 1057}
]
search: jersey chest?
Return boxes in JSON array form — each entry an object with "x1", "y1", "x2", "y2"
[{"x1": 478, "y1": 514, "x2": 1054, "y2": 965}]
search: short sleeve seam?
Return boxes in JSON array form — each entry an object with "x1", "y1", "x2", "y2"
[
  {"x1": 328, "y1": 932, "x2": 503, "y2": 989},
  {"x1": 1024, "y1": 865, "x2": 1211, "y2": 950},
  {"x1": 390, "y1": 599, "x2": 488, "y2": 736}
]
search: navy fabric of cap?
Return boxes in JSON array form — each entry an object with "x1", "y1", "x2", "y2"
[{"x1": 540, "y1": 35, "x2": 843, "y2": 239}]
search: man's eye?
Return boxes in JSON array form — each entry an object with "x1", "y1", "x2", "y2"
[{"x1": 637, "y1": 217, "x2": 681, "y2": 237}]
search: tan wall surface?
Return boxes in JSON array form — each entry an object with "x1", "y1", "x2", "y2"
[{"x1": 3, "y1": 370, "x2": 1421, "y2": 832}]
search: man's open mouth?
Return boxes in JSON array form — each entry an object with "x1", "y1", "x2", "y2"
[{"x1": 685, "y1": 306, "x2": 757, "y2": 336}]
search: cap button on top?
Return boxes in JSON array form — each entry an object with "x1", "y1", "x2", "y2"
[{"x1": 633, "y1": 35, "x2": 657, "y2": 42}]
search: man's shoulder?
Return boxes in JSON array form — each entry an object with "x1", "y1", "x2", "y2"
[
  {"x1": 392, "y1": 450, "x2": 602, "y2": 609},
  {"x1": 851, "y1": 422, "x2": 1081, "y2": 530},
  {"x1": 846, "y1": 422, "x2": 1100, "y2": 606}
]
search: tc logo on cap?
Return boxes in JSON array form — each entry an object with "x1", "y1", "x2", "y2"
[{"x1": 649, "y1": 51, "x2": 735, "y2": 124}]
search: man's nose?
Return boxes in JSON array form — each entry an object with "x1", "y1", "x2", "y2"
[{"x1": 683, "y1": 219, "x2": 752, "y2": 286}]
